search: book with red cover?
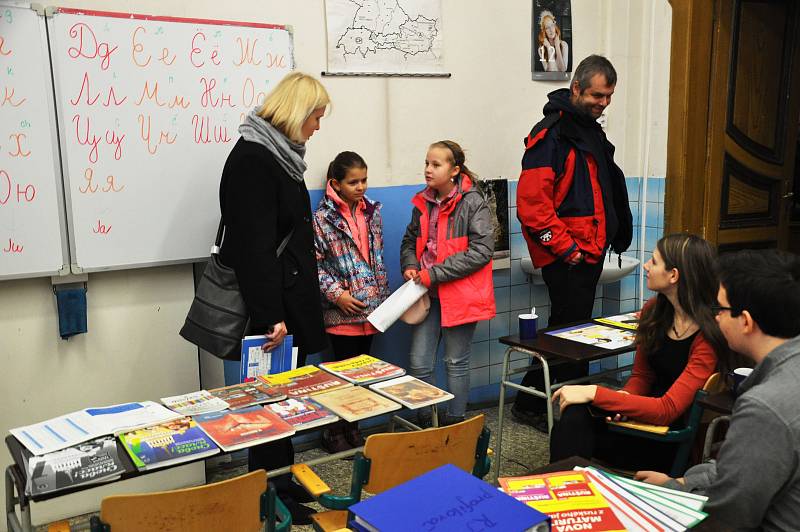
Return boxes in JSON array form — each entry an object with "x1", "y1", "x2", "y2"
[
  {"x1": 267, "y1": 397, "x2": 339, "y2": 430},
  {"x1": 207, "y1": 382, "x2": 286, "y2": 409},
  {"x1": 192, "y1": 406, "x2": 295, "y2": 452},
  {"x1": 258, "y1": 365, "x2": 353, "y2": 397}
]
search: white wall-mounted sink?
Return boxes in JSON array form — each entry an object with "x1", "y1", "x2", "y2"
[{"x1": 520, "y1": 255, "x2": 640, "y2": 285}]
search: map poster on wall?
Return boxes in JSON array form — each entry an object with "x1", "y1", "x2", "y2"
[
  {"x1": 532, "y1": 0, "x2": 572, "y2": 81},
  {"x1": 325, "y1": 0, "x2": 445, "y2": 75}
]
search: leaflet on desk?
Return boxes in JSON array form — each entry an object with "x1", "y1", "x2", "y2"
[{"x1": 10, "y1": 401, "x2": 182, "y2": 456}]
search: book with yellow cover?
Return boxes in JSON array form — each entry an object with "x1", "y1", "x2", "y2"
[
  {"x1": 258, "y1": 365, "x2": 353, "y2": 397},
  {"x1": 319, "y1": 354, "x2": 405, "y2": 385},
  {"x1": 607, "y1": 419, "x2": 669, "y2": 434},
  {"x1": 594, "y1": 312, "x2": 640, "y2": 331},
  {"x1": 313, "y1": 386, "x2": 401, "y2": 423},
  {"x1": 499, "y1": 471, "x2": 626, "y2": 531}
]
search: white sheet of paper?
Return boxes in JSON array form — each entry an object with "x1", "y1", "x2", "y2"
[{"x1": 367, "y1": 279, "x2": 429, "y2": 332}]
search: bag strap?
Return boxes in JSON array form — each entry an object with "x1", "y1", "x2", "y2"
[{"x1": 211, "y1": 219, "x2": 294, "y2": 258}]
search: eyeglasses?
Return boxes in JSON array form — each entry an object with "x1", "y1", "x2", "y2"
[{"x1": 711, "y1": 304, "x2": 734, "y2": 315}]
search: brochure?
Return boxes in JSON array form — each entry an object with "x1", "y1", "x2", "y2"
[
  {"x1": 240, "y1": 334, "x2": 297, "y2": 383},
  {"x1": 546, "y1": 323, "x2": 635, "y2": 350}
]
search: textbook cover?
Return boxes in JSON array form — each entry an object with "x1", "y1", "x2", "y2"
[
  {"x1": 268, "y1": 397, "x2": 339, "y2": 430},
  {"x1": 240, "y1": 334, "x2": 297, "y2": 382},
  {"x1": 119, "y1": 417, "x2": 219, "y2": 471},
  {"x1": 258, "y1": 365, "x2": 353, "y2": 397},
  {"x1": 369, "y1": 375, "x2": 454, "y2": 409},
  {"x1": 319, "y1": 354, "x2": 405, "y2": 385},
  {"x1": 193, "y1": 406, "x2": 295, "y2": 452},
  {"x1": 499, "y1": 470, "x2": 626, "y2": 532},
  {"x1": 26, "y1": 436, "x2": 126, "y2": 496},
  {"x1": 208, "y1": 381, "x2": 286, "y2": 409},
  {"x1": 312, "y1": 386, "x2": 401, "y2": 423},
  {"x1": 350, "y1": 463, "x2": 550, "y2": 532},
  {"x1": 159, "y1": 390, "x2": 229, "y2": 416}
]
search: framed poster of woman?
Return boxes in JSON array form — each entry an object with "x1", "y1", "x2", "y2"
[{"x1": 532, "y1": 0, "x2": 572, "y2": 81}]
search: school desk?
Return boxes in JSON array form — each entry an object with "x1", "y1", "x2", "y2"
[{"x1": 494, "y1": 321, "x2": 636, "y2": 482}]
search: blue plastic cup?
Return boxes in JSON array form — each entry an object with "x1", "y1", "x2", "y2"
[
  {"x1": 729, "y1": 367, "x2": 752, "y2": 395},
  {"x1": 519, "y1": 314, "x2": 538, "y2": 340}
]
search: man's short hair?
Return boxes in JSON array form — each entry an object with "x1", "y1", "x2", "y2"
[
  {"x1": 716, "y1": 249, "x2": 800, "y2": 338},
  {"x1": 571, "y1": 55, "x2": 617, "y2": 91}
]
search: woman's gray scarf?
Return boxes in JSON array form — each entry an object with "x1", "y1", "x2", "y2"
[{"x1": 238, "y1": 108, "x2": 307, "y2": 183}]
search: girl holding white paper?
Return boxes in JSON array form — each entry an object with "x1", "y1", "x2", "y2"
[
  {"x1": 314, "y1": 151, "x2": 390, "y2": 451},
  {"x1": 400, "y1": 140, "x2": 496, "y2": 426}
]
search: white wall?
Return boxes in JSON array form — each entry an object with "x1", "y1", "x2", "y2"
[{"x1": 0, "y1": 1, "x2": 671, "y2": 528}]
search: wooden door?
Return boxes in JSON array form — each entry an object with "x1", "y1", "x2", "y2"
[{"x1": 666, "y1": 0, "x2": 800, "y2": 252}]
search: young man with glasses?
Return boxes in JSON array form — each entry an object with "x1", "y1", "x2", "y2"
[{"x1": 636, "y1": 249, "x2": 800, "y2": 531}]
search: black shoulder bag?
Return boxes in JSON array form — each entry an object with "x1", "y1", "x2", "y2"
[{"x1": 179, "y1": 220, "x2": 293, "y2": 360}]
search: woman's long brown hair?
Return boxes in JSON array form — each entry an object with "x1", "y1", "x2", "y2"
[{"x1": 636, "y1": 233, "x2": 730, "y2": 371}]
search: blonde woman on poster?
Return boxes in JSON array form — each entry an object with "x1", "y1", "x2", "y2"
[{"x1": 537, "y1": 10, "x2": 569, "y2": 72}]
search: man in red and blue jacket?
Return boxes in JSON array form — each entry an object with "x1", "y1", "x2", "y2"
[{"x1": 513, "y1": 55, "x2": 633, "y2": 428}]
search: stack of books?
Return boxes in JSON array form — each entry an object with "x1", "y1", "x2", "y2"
[
  {"x1": 319, "y1": 354, "x2": 405, "y2": 385},
  {"x1": 499, "y1": 467, "x2": 708, "y2": 531}
]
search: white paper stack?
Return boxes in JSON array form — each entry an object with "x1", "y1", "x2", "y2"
[{"x1": 367, "y1": 279, "x2": 428, "y2": 332}]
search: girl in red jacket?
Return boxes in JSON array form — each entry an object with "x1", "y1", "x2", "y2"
[
  {"x1": 400, "y1": 140, "x2": 496, "y2": 426},
  {"x1": 549, "y1": 233, "x2": 728, "y2": 472}
]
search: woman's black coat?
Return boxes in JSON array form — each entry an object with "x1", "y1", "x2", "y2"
[{"x1": 219, "y1": 137, "x2": 327, "y2": 355}]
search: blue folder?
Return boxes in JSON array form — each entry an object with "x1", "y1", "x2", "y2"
[{"x1": 348, "y1": 463, "x2": 550, "y2": 532}]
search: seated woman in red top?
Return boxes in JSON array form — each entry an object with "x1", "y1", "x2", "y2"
[{"x1": 549, "y1": 233, "x2": 729, "y2": 472}]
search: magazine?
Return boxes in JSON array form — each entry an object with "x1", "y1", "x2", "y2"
[
  {"x1": 258, "y1": 365, "x2": 353, "y2": 397},
  {"x1": 193, "y1": 406, "x2": 295, "y2": 452},
  {"x1": 369, "y1": 375, "x2": 453, "y2": 409},
  {"x1": 240, "y1": 334, "x2": 297, "y2": 383},
  {"x1": 119, "y1": 417, "x2": 219, "y2": 471},
  {"x1": 319, "y1": 354, "x2": 405, "y2": 385},
  {"x1": 11, "y1": 401, "x2": 183, "y2": 456},
  {"x1": 546, "y1": 323, "x2": 635, "y2": 350},
  {"x1": 499, "y1": 470, "x2": 626, "y2": 531},
  {"x1": 313, "y1": 386, "x2": 401, "y2": 423},
  {"x1": 160, "y1": 390, "x2": 229, "y2": 416},
  {"x1": 268, "y1": 397, "x2": 339, "y2": 430},
  {"x1": 26, "y1": 436, "x2": 126, "y2": 496},
  {"x1": 208, "y1": 381, "x2": 286, "y2": 409}
]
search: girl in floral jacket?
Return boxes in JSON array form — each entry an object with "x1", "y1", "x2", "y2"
[{"x1": 313, "y1": 151, "x2": 389, "y2": 451}]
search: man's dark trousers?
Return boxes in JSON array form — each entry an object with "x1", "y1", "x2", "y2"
[{"x1": 513, "y1": 257, "x2": 605, "y2": 415}]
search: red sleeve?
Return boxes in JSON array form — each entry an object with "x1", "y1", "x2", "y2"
[
  {"x1": 620, "y1": 344, "x2": 655, "y2": 396},
  {"x1": 517, "y1": 133, "x2": 576, "y2": 260},
  {"x1": 592, "y1": 334, "x2": 718, "y2": 426}
]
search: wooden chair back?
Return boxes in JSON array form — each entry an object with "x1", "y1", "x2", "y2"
[
  {"x1": 97, "y1": 470, "x2": 267, "y2": 532},
  {"x1": 362, "y1": 414, "x2": 485, "y2": 494}
]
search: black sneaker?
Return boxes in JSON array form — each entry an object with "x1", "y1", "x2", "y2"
[
  {"x1": 511, "y1": 406, "x2": 549, "y2": 433},
  {"x1": 281, "y1": 497, "x2": 316, "y2": 526}
]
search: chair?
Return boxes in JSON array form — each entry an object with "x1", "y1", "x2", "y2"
[
  {"x1": 88, "y1": 469, "x2": 290, "y2": 532},
  {"x1": 606, "y1": 372, "x2": 721, "y2": 477},
  {"x1": 291, "y1": 414, "x2": 491, "y2": 532}
]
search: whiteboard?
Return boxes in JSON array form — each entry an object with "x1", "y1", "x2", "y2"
[
  {"x1": 0, "y1": 3, "x2": 69, "y2": 280},
  {"x1": 48, "y1": 8, "x2": 294, "y2": 272}
]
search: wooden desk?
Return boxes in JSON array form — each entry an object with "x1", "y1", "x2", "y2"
[{"x1": 494, "y1": 325, "x2": 635, "y2": 482}]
